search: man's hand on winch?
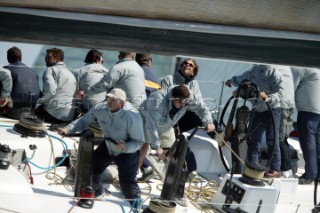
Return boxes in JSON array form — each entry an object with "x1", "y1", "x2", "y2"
[
  {"x1": 259, "y1": 91, "x2": 271, "y2": 102},
  {"x1": 57, "y1": 127, "x2": 69, "y2": 136}
]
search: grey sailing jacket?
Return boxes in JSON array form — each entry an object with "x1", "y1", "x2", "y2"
[
  {"x1": 65, "y1": 101, "x2": 144, "y2": 156},
  {"x1": 140, "y1": 86, "x2": 213, "y2": 150},
  {"x1": 277, "y1": 66, "x2": 295, "y2": 109},
  {"x1": 228, "y1": 64, "x2": 284, "y2": 112},
  {"x1": 74, "y1": 63, "x2": 109, "y2": 111},
  {"x1": 0, "y1": 67, "x2": 12, "y2": 98},
  {"x1": 38, "y1": 62, "x2": 77, "y2": 122},
  {"x1": 161, "y1": 71, "x2": 203, "y2": 100},
  {"x1": 291, "y1": 67, "x2": 320, "y2": 114},
  {"x1": 86, "y1": 58, "x2": 146, "y2": 109},
  {"x1": 161, "y1": 71, "x2": 213, "y2": 120}
]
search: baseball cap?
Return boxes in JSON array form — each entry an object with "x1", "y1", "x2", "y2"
[{"x1": 106, "y1": 88, "x2": 126, "y2": 102}]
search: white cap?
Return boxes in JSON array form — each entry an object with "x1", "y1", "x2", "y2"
[{"x1": 106, "y1": 88, "x2": 126, "y2": 102}]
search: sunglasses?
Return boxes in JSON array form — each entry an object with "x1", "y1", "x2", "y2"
[
  {"x1": 170, "y1": 97, "x2": 190, "y2": 105},
  {"x1": 183, "y1": 62, "x2": 194, "y2": 67},
  {"x1": 45, "y1": 55, "x2": 55, "y2": 60},
  {"x1": 142, "y1": 58, "x2": 152, "y2": 62}
]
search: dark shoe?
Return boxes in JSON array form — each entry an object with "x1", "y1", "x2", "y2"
[
  {"x1": 264, "y1": 170, "x2": 281, "y2": 178},
  {"x1": 298, "y1": 175, "x2": 313, "y2": 185},
  {"x1": 175, "y1": 197, "x2": 188, "y2": 207},
  {"x1": 138, "y1": 167, "x2": 155, "y2": 182}
]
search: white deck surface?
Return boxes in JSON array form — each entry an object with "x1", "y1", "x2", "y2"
[{"x1": 0, "y1": 118, "x2": 317, "y2": 213}]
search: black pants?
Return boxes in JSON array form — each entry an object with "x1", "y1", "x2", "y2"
[
  {"x1": 92, "y1": 142, "x2": 140, "y2": 205},
  {"x1": 0, "y1": 106, "x2": 31, "y2": 120},
  {"x1": 178, "y1": 111, "x2": 218, "y2": 173},
  {"x1": 34, "y1": 105, "x2": 66, "y2": 124},
  {"x1": 177, "y1": 111, "x2": 204, "y2": 174},
  {"x1": 178, "y1": 111, "x2": 203, "y2": 133}
]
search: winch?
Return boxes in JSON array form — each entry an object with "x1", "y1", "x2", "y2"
[
  {"x1": 143, "y1": 127, "x2": 204, "y2": 213},
  {"x1": 212, "y1": 174, "x2": 279, "y2": 213},
  {"x1": 13, "y1": 113, "x2": 46, "y2": 137},
  {"x1": 0, "y1": 143, "x2": 11, "y2": 170},
  {"x1": 212, "y1": 80, "x2": 280, "y2": 212}
]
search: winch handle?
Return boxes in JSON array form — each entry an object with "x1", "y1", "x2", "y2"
[
  {"x1": 187, "y1": 126, "x2": 206, "y2": 140},
  {"x1": 166, "y1": 126, "x2": 205, "y2": 158},
  {"x1": 63, "y1": 133, "x2": 81, "y2": 137}
]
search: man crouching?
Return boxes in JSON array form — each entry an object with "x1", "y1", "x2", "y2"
[{"x1": 57, "y1": 88, "x2": 144, "y2": 205}]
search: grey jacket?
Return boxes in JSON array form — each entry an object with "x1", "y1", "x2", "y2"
[
  {"x1": 0, "y1": 67, "x2": 12, "y2": 98},
  {"x1": 229, "y1": 64, "x2": 284, "y2": 112},
  {"x1": 86, "y1": 58, "x2": 146, "y2": 109},
  {"x1": 74, "y1": 63, "x2": 109, "y2": 111},
  {"x1": 161, "y1": 71, "x2": 213, "y2": 120},
  {"x1": 65, "y1": 102, "x2": 144, "y2": 156},
  {"x1": 291, "y1": 67, "x2": 320, "y2": 114},
  {"x1": 277, "y1": 66, "x2": 295, "y2": 109},
  {"x1": 140, "y1": 86, "x2": 213, "y2": 150},
  {"x1": 38, "y1": 62, "x2": 77, "y2": 122},
  {"x1": 161, "y1": 71, "x2": 203, "y2": 100}
]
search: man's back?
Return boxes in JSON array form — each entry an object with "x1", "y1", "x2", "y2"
[
  {"x1": 40, "y1": 61, "x2": 77, "y2": 121},
  {"x1": 277, "y1": 65, "x2": 295, "y2": 109},
  {"x1": 77, "y1": 63, "x2": 108, "y2": 111},
  {"x1": 4, "y1": 62, "x2": 40, "y2": 108},
  {"x1": 229, "y1": 64, "x2": 283, "y2": 112},
  {"x1": 101, "y1": 59, "x2": 146, "y2": 109},
  {"x1": 292, "y1": 67, "x2": 320, "y2": 114},
  {"x1": 141, "y1": 64, "x2": 160, "y2": 96}
]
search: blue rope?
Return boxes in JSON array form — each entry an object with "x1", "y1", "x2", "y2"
[
  {"x1": 128, "y1": 197, "x2": 141, "y2": 213},
  {"x1": 0, "y1": 124, "x2": 69, "y2": 170},
  {"x1": 119, "y1": 205, "x2": 126, "y2": 213},
  {"x1": 22, "y1": 149, "x2": 36, "y2": 163}
]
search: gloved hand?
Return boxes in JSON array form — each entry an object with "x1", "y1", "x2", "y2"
[
  {"x1": 225, "y1": 80, "x2": 232, "y2": 87},
  {"x1": 0, "y1": 97, "x2": 8, "y2": 107}
]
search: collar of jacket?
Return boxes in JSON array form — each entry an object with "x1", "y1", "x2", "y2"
[
  {"x1": 109, "y1": 107, "x2": 124, "y2": 116},
  {"x1": 117, "y1": 58, "x2": 133, "y2": 64},
  {"x1": 55, "y1": 61, "x2": 66, "y2": 67},
  {"x1": 5, "y1": 62, "x2": 27, "y2": 68},
  {"x1": 176, "y1": 70, "x2": 195, "y2": 84}
]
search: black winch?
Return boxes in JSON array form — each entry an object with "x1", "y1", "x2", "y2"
[
  {"x1": 13, "y1": 113, "x2": 46, "y2": 137},
  {"x1": 0, "y1": 143, "x2": 11, "y2": 170}
]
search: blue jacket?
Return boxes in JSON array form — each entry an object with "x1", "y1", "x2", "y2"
[
  {"x1": 66, "y1": 101, "x2": 144, "y2": 156},
  {"x1": 141, "y1": 64, "x2": 161, "y2": 96},
  {"x1": 4, "y1": 62, "x2": 40, "y2": 108}
]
